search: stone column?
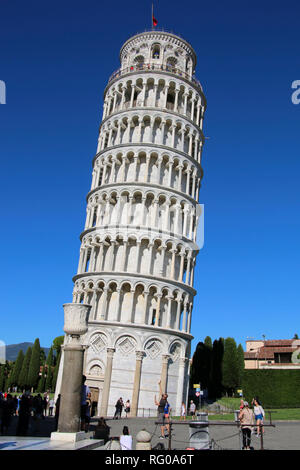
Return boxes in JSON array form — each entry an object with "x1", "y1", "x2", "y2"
[
  {"x1": 166, "y1": 296, "x2": 173, "y2": 329},
  {"x1": 176, "y1": 357, "x2": 188, "y2": 415},
  {"x1": 141, "y1": 290, "x2": 149, "y2": 324},
  {"x1": 57, "y1": 343, "x2": 85, "y2": 434},
  {"x1": 53, "y1": 303, "x2": 90, "y2": 439},
  {"x1": 130, "y1": 85, "x2": 136, "y2": 108},
  {"x1": 99, "y1": 348, "x2": 115, "y2": 417},
  {"x1": 160, "y1": 354, "x2": 170, "y2": 394},
  {"x1": 131, "y1": 351, "x2": 145, "y2": 417},
  {"x1": 154, "y1": 294, "x2": 162, "y2": 327},
  {"x1": 170, "y1": 248, "x2": 176, "y2": 280}
]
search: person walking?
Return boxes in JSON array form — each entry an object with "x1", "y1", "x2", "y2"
[
  {"x1": 180, "y1": 402, "x2": 186, "y2": 421},
  {"x1": 0, "y1": 394, "x2": 14, "y2": 434},
  {"x1": 239, "y1": 401, "x2": 254, "y2": 450},
  {"x1": 120, "y1": 425, "x2": 133, "y2": 450},
  {"x1": 252, "y1": 397, "x2": 265, "y2": 436},
  {"x1": 16, "y1": 394, "x2": 31, "y2": 436},
  {"x1": 54, "y1": 394, "x2": 61, "y2": 431},
  {"x1": 189, "y1": 400, "x2": 196, "y2": 420},
  {"x1": 125, "y1": 400, "x2": 131, "y2": 418},
  {"x1": 48, "y1": 398, "x2": 55, "y2": 417},
  {"x1": 80, "y1": 375, "x2": 91, "y2": 431},
  {"x1": 114, "y1": 397, "x2": 124, "y2": 419}
]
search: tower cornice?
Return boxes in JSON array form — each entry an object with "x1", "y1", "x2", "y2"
[{"x1": 119, "y1": 30, "x2": 197, "y2": 69}]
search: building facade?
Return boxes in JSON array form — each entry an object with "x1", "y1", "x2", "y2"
[
  {"x1": 56, "y1": 30, "x2": 206, "y2": 417},
  {"x1": 244, "y1": 339, "x2": 300, "y2": 370}
]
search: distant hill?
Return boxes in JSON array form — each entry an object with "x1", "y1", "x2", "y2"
[{"x1": 5, "y1": 342, "x2": 50, "y2": 362}]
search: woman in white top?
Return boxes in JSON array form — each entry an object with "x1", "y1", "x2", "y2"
[
  {"x1": 252, "y1": 398, "x2": 265, "y2": 436},
  {"x1": 180, "y1": 402, "x2": 186, "y2": 421},
  {"x1": 120, "y1": 426, "x2": 133, "y2": 450}
]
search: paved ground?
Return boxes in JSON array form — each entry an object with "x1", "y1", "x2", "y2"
[{"x1": 0, "y1": 415, "x2": 299, "y2": 450}]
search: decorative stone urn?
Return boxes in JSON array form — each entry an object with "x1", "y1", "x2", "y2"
[{"x1": 63, "y1": 303, "x2": 90, "y2": 338}]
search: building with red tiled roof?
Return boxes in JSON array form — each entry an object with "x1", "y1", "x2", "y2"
[{"x1": 244, "y1": 339, "x2": 300, "y2": 369}]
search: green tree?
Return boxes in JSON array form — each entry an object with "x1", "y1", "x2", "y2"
[
  {"x1": 37, "y1": 365, "x2": 46, "y2": 393},
  {"x1": 44, "y1": 346, "x2": 54, "y2": 391},
  {"x1": 190, "y1": 339, "x2": 212, "y2": 392},
  {"x1": 52, "y1": 350, "x2": 61, "y2": 391},
  {"x1": 237, "y1": 343, "x2": 245, "y2": 389},
  {"x1": 209, "y1": 338, "x2": 224, "y2": 399},
  {"x1": 27, "y1": 338, "x2": 41, "y2": 391},
  {"x1": 52, "y1": 336, "x2": 64, "y2": 364},
  {"x1": 222, "y1": 337, "x2": 239, "y2": 396},
  {"x1": 0, "y1": 364, "x2": 5, "y2": 391},
  {"x1": 9, "y1": 350, "x2": 24, "y2": 389},
  {"x1": 45, "y1": 366, "x2": 53, "y2": 392},
  {"x1": 18, "y1": 347, "x2": 32, "y2": 391},
  {"x1": 46, "y1": 347, "x2": 54, "y2": 368}
]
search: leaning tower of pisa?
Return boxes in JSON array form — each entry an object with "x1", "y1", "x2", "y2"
[{"x1": 58, "y1": 30, "x2": 206, "y2": 417}]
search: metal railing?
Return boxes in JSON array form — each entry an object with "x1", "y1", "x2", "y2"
[{"x1": 108, "y1": 63, "x2": 203, "y2": 90}]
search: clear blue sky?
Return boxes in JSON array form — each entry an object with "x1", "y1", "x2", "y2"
[{"x1": 1, "y1": 0, "x2": 299, "y2": 352}]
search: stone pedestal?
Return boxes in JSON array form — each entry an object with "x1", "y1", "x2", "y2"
[
  {"x1": 136, "y1": 429, "x2": 152, "y2": 450},
  {"x1": 56, "y1": 342, "x2": 85, "y2": 433},
  {"x1": 51, "y1": 303, "x2": 90, "y2": 440}
]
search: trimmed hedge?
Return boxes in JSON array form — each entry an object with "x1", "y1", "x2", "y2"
[{"x1": 242, "y1": 369, "x2": 300, "y2": 408}]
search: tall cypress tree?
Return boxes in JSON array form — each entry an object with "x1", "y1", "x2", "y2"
[
  {"x1": 222, "y1": 337, "x2": 239, "y2": 396},
  {"x1": 237, "y1": 343, "x2": 245, "y2": 389},
  {"x1": 0, "y1": 364, "x2": 5, "y2": 391},
  {"x1": 27, "y1": 338, "x2": 41, "y2": 391},
  {"x1": 190, "y1": 340, "x2": 212, "y2": 392},
  {"x1": 18, "y1": 347, "x2": 32, "y2": 391},
  {"x1": 9, "y1": 350, "x2": 24, "y2": 389},
  {"x1": 210, "y1": 338, "x2": 224, "y2": 399},
  {"x1": 37, "y1": 365, "x2": 46, "y2": 393},
  {"x1": 45, "y1": 347, "x2": 54, "y2": 392},
  {"x1": 52, "y1": 336, "x2": 64, "y2": 364},
  {"x1": 52, "y1": 350, "x2": 61, "y2": 392}
]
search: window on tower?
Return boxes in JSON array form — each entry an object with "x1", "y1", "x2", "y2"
[{"x1": 152, "y1": 44, "x2": 160, "y2": 59}]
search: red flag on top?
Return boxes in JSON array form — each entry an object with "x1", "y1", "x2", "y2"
[{"x1": 152, "y1": 4, "x2": 158, "y2": 27}]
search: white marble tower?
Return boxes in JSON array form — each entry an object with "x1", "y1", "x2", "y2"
[{"x1": 57, "y1": 30, "x2": 206, "y2": 417}]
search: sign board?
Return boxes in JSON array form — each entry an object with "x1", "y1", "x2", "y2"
[
  {"x1": 193, "y1": 384, "x2": 200, "y2": 389},
  {"x1": 195, "y1": 392, "x2": 200, "y2": 397}
]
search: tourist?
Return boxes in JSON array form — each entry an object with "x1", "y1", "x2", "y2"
[
  {"x1": 80, "y1": 375, "x2": 91, "y2": 431},
  {"x1": 93, "y1": 417, "x2": 110, "y2": 443},
  {"x1": 163, "y1": 399, "x2": 171, "y2": 437},
  {"x1": 239, "y1": 401, "x2": 254, "y2": 450},
  {"x1": 54, "y1": 394, "x2": 61, "y2": 431},
  {"x1": 154, "y1": 381, "x2": 168, "y2": 439},
  {"x1": 43, "y1": 392, "x2": 49, "y2": 417},
  {"x1": 84, "y1": 396, "x2": 92, "y2": 432},
  {"x1": 0, "y1": 394, "x2": 14, "y2": 434},
  {"x1": 16, "y1": 394, "x2": 31, "y2": 436},
  {"x1": 114, "y1": 397, "x2": 124, "y2": 419},
  {"x1": 125, "y1": 399, "x2": 131, "y2": 417},
  {"x1": 252, "y1": 397, "x2": 265, "y2": 436},
  {"x1": 48, "y1": 398, "x2": 55, "y2": 417},
  {"x1": 180, "y1": 402, "x2": 186, "y2": 421},
  {"x1": 120, "y1": 425, "x2": 133, "y2": 450},
  {"x1": 189, "y1": 400, "x2": 196, "y2": 420}
]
